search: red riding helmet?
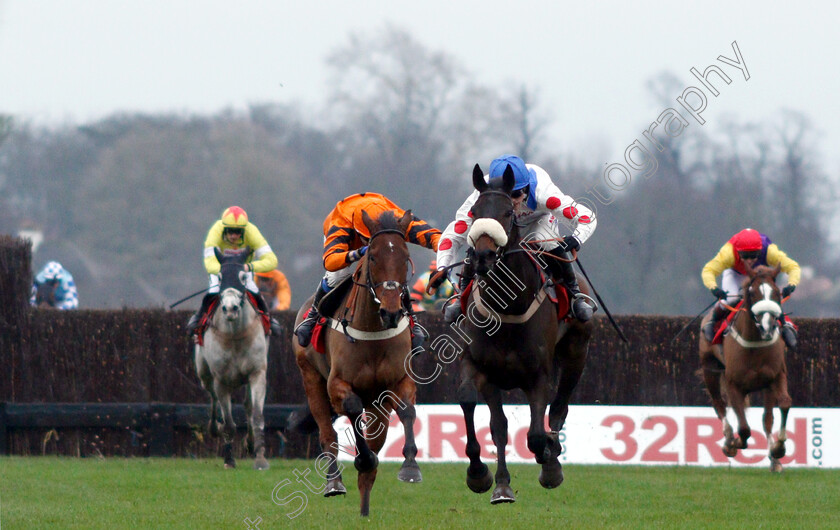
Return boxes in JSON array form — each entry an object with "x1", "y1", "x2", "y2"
[{"x1": 731, "y1": 228, "x2": 763, "y2": 253}]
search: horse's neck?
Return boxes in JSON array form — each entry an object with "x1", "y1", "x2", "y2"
[
  {"x1": 345, "y1": 261, "x2": 387, "y2": 331},
  {"x1": 482, "y1": 229, "x2": 543, "y2": 314}
]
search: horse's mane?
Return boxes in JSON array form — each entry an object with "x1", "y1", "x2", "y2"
[
  {"x1": 371, "y1": 210, "x2": 401, "y2": 234},
  {"x1": 751, "y1": 265, "x2": 778, "y2": 277},
  {"x1": 486, "y1": 177, "x2": 512, "y2": 194}
]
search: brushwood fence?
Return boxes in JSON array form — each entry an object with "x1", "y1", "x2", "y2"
[{"x1": 2, "y1": 235, "x2": 839, "y2": 457}]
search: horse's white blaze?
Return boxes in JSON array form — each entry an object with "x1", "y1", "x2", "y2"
[
  {"x1": 467, "y1": 218, "x2": 508, "y2": 248},
  {"x1": 388, "y1": 241, "x2": 394, "y2": 252}
]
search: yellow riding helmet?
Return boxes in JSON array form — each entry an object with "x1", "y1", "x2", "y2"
[{"x1": 221, "y1": 206, "x2": 249, "y2": 229}]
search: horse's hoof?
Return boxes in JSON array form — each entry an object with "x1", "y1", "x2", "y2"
[
  {"x1": 466, "y1": 463, "x2": 493, "y2": 494},
  {"x1": 324, "y1": 479, "x2": 347, "y2": 497},
  {"x1": 770, "y1": 441, "x2": 786, "y2": 459},
  {"x1": 224, "y1": 461, "x2": 236, "y2": 469},
  {"x1": 770, "y1": 459, "x2": 784, "y2": 473},
  {"x1": 490, "y1": 484, "x2": 516, "y2": 504},
  {"x1": 398, "y1": 463, "x2": 423, "y2": 483},
  {"x1": 539, "y1": 460, "x2": 564, "y2": 489},
  {"x1": 253, "y1": 458, "x2": 269, "y2": 471},
  {"x1": 354, "y1": 452, "x2": 378, "y2": 474},
  {"x1": 722, "y1": 444, "x2": 738, "y2": 458}
]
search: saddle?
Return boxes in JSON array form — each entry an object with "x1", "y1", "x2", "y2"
[
  {"x1": 309, "y1": 276, "x2": 356, "y2": 354},
  {"x1": 194, "y1": 292, "x2": 271, "y2": 346}
]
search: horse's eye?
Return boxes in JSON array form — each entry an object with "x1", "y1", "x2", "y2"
[{"x1": 505, "y1": 209, "x2": 514, "y2": 217}]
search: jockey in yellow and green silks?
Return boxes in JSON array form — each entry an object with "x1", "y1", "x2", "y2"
[
  {"x1": 186, "y1": 206, "x2": 280, "y2": 336},
  {"x1": 701, "y1": 228, "x2": 800, "y2": 348}
]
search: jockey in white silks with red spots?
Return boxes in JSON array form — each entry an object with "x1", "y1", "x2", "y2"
[{"x1": 431, "y1": 155, "x2": 597, "y2": 323}]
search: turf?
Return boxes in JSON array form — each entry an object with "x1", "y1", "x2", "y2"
[{"x1": 1, "y1": 457, "x2": 838, "y2": 529}]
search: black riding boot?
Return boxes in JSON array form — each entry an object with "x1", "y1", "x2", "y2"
[
  {"x1": 702, "y1": 303, "x2": 731, "y2": 342},
  {"x1": 780, "y1": 319, "x2": 798, "y2": 350},
  {"x1": 186, "y1": 293, "x2": 217, "y2": 336},
  {"x1": 294, "y1": 281, "x2": 330, "y2": 347},
  {"x1": 443, "y1": 257, "x2": 475, "y2": 323},
  {"x1": 253, "y1": 291, "x2": 282, "y2": 336},
  {"x1": 548, "y1": 252, "x2": 593, "y2": 322}
]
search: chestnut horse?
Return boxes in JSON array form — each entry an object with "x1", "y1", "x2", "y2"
[
  {"x1": 699, "y1": 264, "x2": 791, "y2": 472},
  {"x1": 458, "y1": 164, "x2": 593, "y2": 503},
  {"x1": 293, "y1": 210, "x2": 421, "y2": 517}
]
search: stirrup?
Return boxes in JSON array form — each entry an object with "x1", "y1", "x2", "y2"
[{"x1": 570, "y1": 292, "x2": 596, "y2": 321}]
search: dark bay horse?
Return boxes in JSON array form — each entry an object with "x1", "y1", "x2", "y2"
[
  {"x1": 458, "y1": 164, "x2": 593, "y2": 503},
  {"x1": 293, "y1": 210, "x2": 422, "y2": 517},
  {"x1": 699, "y1": 264, "x2": 791, "y2": 472},
  {"x1": 195, "y1": 247, "x2": 269, "y2": 470}
]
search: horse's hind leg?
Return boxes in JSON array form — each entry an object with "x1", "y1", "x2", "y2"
[
  {"x1": 196, "y1": 352, "x2": 221, "y2": 437},
  {"x1": 700, "y1": 354, "x2": 736, "y2": 456},
  {"x1": 392, "y1": 376, "x2": 422, "y2": 484},
  {"x1": 458, "y1": 372, "x2": 493, "y2": 495},
  {"x1": 248, "y1": 369, "x2": 269, "y2": 470},
  {"x1": 214, "y1": 381, "x2": 237, "y2": 469},
  {"x1": 483, "y1": 384, "x2": 515, "y2": 504}
]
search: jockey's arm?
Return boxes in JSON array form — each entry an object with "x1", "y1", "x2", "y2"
[
  {"x1": 767, "y1": 245, "x2": 801, "y2": 286},
  {"x1": 436, "y1": 191, "x2": 478, "y2": 270},
  {"x1": 323, "y1": 225, "x2": 358, "y2": 272},
  {"x1": 531, "y1": 166, "x2": 596, "y2": 244},
  {"x1": 243, "y1": 224, "x2": 278, "y2": 273},
  {"x1": 56, "y1": 276, "x2": 79, "y2": 309},
  {"x1": 274, "y1": 271, "x2": 291, "y2": 310},
  {"x1": 701, "y1": 243, "x2": 735, "y2": 289},
  {"x1": 202, "y1": 221, "x2": 225, "y2": 275},
  {"x1": 404, "y1": 215, "x2": 441, "y2": 251}
]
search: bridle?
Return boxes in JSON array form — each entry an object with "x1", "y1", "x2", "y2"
[{"x1": 355, "y1": 228, "x2": 414, "y2": 307}]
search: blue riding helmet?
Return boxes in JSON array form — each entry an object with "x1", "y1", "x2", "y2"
[{"x1": 489, "y1": 155, "x2": 532, "y2": 191}]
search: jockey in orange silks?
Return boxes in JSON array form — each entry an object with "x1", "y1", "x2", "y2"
[{"x1": 294, "y1": 193, "x2": 441, "y2": 349}]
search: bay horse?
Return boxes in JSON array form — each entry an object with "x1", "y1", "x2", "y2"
[
  {"x1": 458, "y1": 164, "x2": 593, "y2": 503},
  {"x1": 293, "y1": 210, "x2": 422, "y2": 517},
  {"x1": 195, "y1": 247, "x2": 269, "y2": 470},
  {"x1": 699, "y1": 264, "x2": 791, "y2": 472}
]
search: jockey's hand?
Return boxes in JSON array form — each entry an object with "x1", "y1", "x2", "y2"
[
  {"x1": 346, "y1": 246, "x2": 368, "y2": 263},
  {"x1": 427, "y1": 268, "x2": 448, "y2": 294},
  {"x1": 710, "y1": 287, "x2": 728, "y2": 300},
  {"x1": 561, "y1": 235, "x2": 580, "y2": 252},
  {"x1": 782, "y1": 285, "x2": 796, "y2": 298}
]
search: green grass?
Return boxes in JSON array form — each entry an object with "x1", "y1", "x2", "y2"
[{"x1": 1, "y1": 457, "x2": 839, "y2": 529}]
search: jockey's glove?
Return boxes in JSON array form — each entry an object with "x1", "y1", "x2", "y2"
[
  {"x1": 346, "y1": 246, "x2": 368, "y2": 263},
  {"x1": 561, "y1": 235, "x2": 580, "y2": 252},
  {"x1": 782, "y1": 285, "x2": 796, "y2": 298},
  {"x1": 427, "y1": 268, "x2": 448, "y2": 293},
  {"x1": 710, "y1": 287, "x2": 728, "y2": 299}
]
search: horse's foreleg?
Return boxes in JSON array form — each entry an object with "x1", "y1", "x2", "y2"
[
  {"x1": 768, "y1": 373, "x2": 792, "y2": 468},
  {"x1": 195, "y1": 352, "x2": 221, "y2": 437},
  {"x1": 213, "y1": 381, "x2": 236, "y2": 468},
  {"x1": 296, "y1": 357, "x2": 345, "y2": 497},
  {"x1": 356, "y1": 409, "x2": 389, "y2": 517},
  {"x1": 328, "y1": 377, "x2": 377, "y2": 476},
  {"x1": 483, "y1": 384, "x2": 514, "y2": 504},
  {"x1": 249, "y1": 369, "x2": 269, "y2": 470},
  {"x1": 393, "y1": 376, "x2": 422, "y2": 484},
  {"x1": 726, "y1": 381, "x2": 751, "y2": 450},
  {"x1": 458, "y1": 373, "x2": 492, "y2": 495}
]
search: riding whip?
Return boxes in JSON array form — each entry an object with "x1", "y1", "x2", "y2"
[
  {"x1": 670, "y1": 298, "x2": 719, "y2": 345},
  {"x1": 169, "y1": 287, "x2": 209, "y2": 309},
  {"x1": 574, "y1": 256, "x2": 629, "y2": 343}
]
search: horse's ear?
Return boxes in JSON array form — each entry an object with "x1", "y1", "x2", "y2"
[
  {"x1": 214, "y1": 247, "x2": 223, "y2": 261},
  {"x1": 398, "y1": 210, "x2": 413, "y2": 236},
  {"x1": 361, "y1": 210, "x2": 377, "y2": 234},
  {"x1": 502, "y1": 165, "x2": 516, "y2": 194},
  {"x1": 473, "y1": 164, "x2": 487, "y2": 192}
]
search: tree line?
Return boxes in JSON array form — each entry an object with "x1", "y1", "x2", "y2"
[{"x1": 1, "y1": 27, "x2": 836, "y2": 317}]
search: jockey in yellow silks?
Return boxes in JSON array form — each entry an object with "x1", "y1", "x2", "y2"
[
  {"x1": 429, "y1": 155, "x2": 597, "y2": 323},
  {"x1": 701, "y1": 228, "x2": 800, "y2": 348},
  {"x1": 294, "y1": 192, "x2": 441, "y2": 348},
  {"x1": 186, "y1": 206, "x2": 280, "y2": 336}
]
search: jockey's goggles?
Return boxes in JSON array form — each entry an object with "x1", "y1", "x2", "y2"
[
  {"x1": 224, "y1": 228, "x2": 245, "y2": 237},
  {"x1": 739, "y1": 250, "x2": 760, "y2": 260},
  {"x1": 511, "y1": 186, "x2": 529, "y2": 199}
]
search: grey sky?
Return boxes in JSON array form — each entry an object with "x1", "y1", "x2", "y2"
[{"x1": 1, "y1": 0, "x2": 838, "y2": 171}]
